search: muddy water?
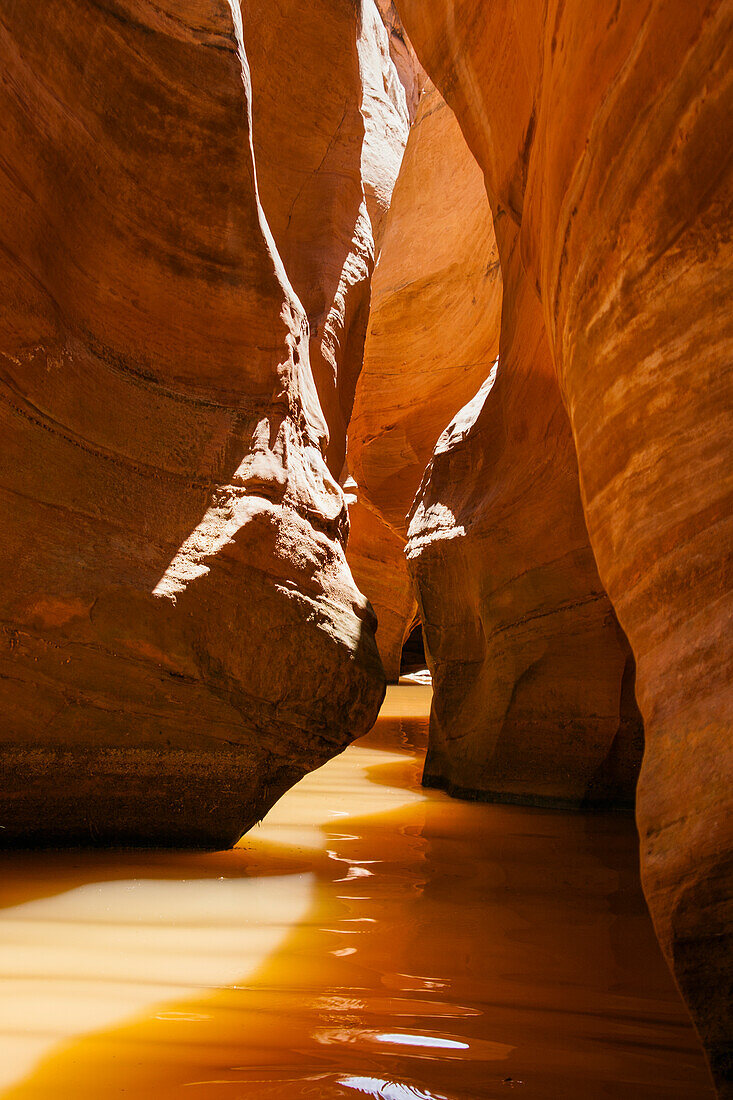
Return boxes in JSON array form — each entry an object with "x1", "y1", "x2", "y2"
[{"x1": 0, "y1": 686, "x2": 713, "y2": 1099}]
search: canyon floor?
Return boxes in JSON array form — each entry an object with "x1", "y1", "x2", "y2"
[{"x1": 0, "y1": 687, "x2": 712, "y2": 1100}]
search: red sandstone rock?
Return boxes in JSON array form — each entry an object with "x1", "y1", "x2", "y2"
[
  {"x1": 349, "y1": 84, "x2": 503, "y2": 539},
  {"x1": 344, "y1": 480, "x2": 417, "y2": 682},
  {"x1": 406, "y1": 217, "x2": 642, "y2": 808},
  {"x1": 396, "y1": 0, "x2": 733, "y2": 1088},
  {"x1": 244, "y1": 0, "x2": 413, "y2": 682},
  {"x1": 0, "y1": 0, "x2": 385, "y2": 847},
  {"x1": 346, "y1": 84, "x2": 502, "y2": 683},
  {"x1": 374, "y1": 1, "x2": 427, "y2": 123},
  {"x1": 244, "y1": 0, "x2": 409, "y2": 477}
]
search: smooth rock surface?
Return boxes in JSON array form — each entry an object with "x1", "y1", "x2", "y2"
[
  {"x1": 346, "y1": 85, "x2": 502, "y2": 677},
  {"x1": 407, "y1": 217, "x2": 643, "y2": 809},
  {"x1": 0, "y1": 0, "x2": 385, "y2": 847},
  {"x1": 395, "y1": 0, "x2": 733, "y2": 1088},
  {"x1": 344, "y1": 480, "x2": 417, "y2": 683},
  {"x1": 349, "y1": 84, "x2": 503, "y2": 539},
  {"x1": 244, "y1": 0, "x2": 410, "y2": 477}
]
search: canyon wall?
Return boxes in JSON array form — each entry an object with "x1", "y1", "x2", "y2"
[
  {"x1": 244, "y1": 0, "x2": 410, "y2": 476},
  {"x1": 395, "y1": 0, "x2": 733, "y2": 1089},
  {"x1": 350, "y1": 84, "x2": 502, "y2": 539},
  {"x1": 374, "y1": 1, "x2": 427, "y2": 123},
  {"x1": 344, "y1": 479, "x2": 417, "y2": 683},
  {"x1": 406, "y1": 216, "x2": 643, "y2": 808},
  {"x1": 0, "y1": 0, "x2": 390, "y2": 847},
  {"x1": 348, "y1": 84, "x2": 502, "y2": 671},
  {"x1": 244, "y1": 0, "x2": 416, "y2": 681},
  {"x1": 351, "y1": 77, "x2": 640, "y2": 794}
]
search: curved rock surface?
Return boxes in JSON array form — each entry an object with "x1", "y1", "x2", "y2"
[
  {"x1": 374, "y1": 1, "x2": 427, "y2": 123},
  {"x1": 396, "y1": 0, "x2": 733, "y2": 1088},
  {"x1": 349, "y1": 84, "x2": 503, "y2": 539},
  {"x1": 0, "y1": 0, "x2": 385, "y2": 848},
  {"x1": 407, "y1": 218, "x2": 643, "y2": 808},
  {"x1": 344, "y1": 480, "x2": 417, "y2": 683},
  {"x1": 244, "y1": 0, "x2": 409, "y2": 477}
]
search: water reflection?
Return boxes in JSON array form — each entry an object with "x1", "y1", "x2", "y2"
[
  {"x1": 339, "y1": 1077, "x2": 449, "y2": 1099},
  {"x1": 0, "y1": 686, "x2": 714, "y2": 1098}
]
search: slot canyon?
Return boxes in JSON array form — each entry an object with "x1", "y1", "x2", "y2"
[{"x1": 0, "y1": 1, "x2": 730, "y2": 1097}]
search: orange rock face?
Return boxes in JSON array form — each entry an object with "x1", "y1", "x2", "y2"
[
  {"x1": 346, "y1": 83, "x2": 502, "y2": 683},
  {"x1": 244, "y1": 0, "x2": 410, "y2": 476},
  {"x1": 244, "y1": 0, "x2": 414, "y2": 681},
  {"x1": 396, "y1": 0, "x2": 733, "y2": 1088},
  {"x1": 406, "y1": 217, "x2": 643, "y2": 808},
  {"x1": 344, "y1": 481, "x2": 417, "y2": 683},
  {"x1": 374, "y1": 1, "x2": 427, "y2": 123},
  {"x1": 349, "y1": 84, "x2": 503, "y2": 539},
  {"x1": 0, "y1": 0, "x2": 386, "y2": 847}
]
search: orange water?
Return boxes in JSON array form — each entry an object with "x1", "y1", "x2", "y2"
[{"x1": 0, "y1": 686, "x2": 713, "y2": 1099}]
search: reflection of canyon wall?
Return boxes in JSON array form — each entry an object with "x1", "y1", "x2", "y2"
[
  {"x1": 395, "y1": 1, "x2": 733, "y2": 1089},
  {"x1": 0, "y1": 0, "x2": 391, "y2": 847},
  {"x1": 406, "y1": 216, "x2": 643, "y2": 808}
]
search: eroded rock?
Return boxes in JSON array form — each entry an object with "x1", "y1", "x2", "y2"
[
  {"x1": 0, "y1": 0, "x2": 385, "y2": 847},
  {"x1": 345, "y1": 84, "x2": 503, "y2": 687},
  {"x1": 344, "y1": 480, "x2": 417, "y2": 683},
  {"x1": 407, "y1": 218, "x2": 643, "y2": 809},
  {"x1": 349, "y1": 84, "x2": 503, "y2": 539},
  {"x1": 374, "y1": 0, "x2": 427, "y2": 123},
  {"x1": 244, "y1": 0, "x2": 409, "y2": 477},
  {"x1": 396, "y1": 0, "x2": 733, "y2": 1086}
]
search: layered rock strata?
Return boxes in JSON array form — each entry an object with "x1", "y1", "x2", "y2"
[
  {"x1": 396, "y1": 0, "x2": 733, "y2": 1087},
  {"x1": 407, "y1": 219, "x2": 643, "y2": 808},
  {"x1": 0, "y1": 0, "x2": 385, "y2": 847}
]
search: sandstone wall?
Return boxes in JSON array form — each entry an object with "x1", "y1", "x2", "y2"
[
  {"x1": 244, "y1": 0, "x2": 410, "y2": 477},
  {"x1": 243, "y1": 0, "x2": 414, "y2": 682},
  {"x1": 350, "y1": 84, "x2": 503, "y2": 539},
  {"x1": 347, "y1": 83, "x2": 503, "y2": 680},
  {"x1": 344, "y1": 480, "x2": 417, "y2": 683},
  {"x1": 406, "y1": 217, "x2": 643, "y2": 808},
  {"x1": 0, "y1": 0, "x2": 387, "y2": 847},
  {"x1": 374, "y1": 0, "x2": 427, "y2": 122},
  {"x1": 395, "y1": 0, "x2": 733, "y2": 1087}
]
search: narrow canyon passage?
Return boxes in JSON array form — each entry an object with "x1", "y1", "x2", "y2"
[
  {"x1": 0, "y1": 687, "x2": 712, "y2": 1100},
  {"x1": 0, "y1": 0, "x2": 729, "y2": 1092}
]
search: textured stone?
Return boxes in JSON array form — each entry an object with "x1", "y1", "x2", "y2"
[
  {"x1": 374, "y1": 1, "x2": 427, "y2": 123},
  {"x1": 244, "y1": 0, "x2": 412, "y2": 685},
  {"x1": 396, "y1": 0, "x2": 733, "y2": 1088},
  {"x1": 407, "y1": 217, "x2": 642, "y2": 809},
  {"x1": 244, "y1": 0, "x2": 409, "y2": 477},
  {"x1": 349, "y1": 84, "x2": 503, "y2": 539},
  {"x1": 344, "y1": 480, "x2": 417, "y2": 683},
  {"x1": 346, "y1": 83, "x2": 502, "y2": 688},
  {"x1": 0, "y1": 0, "x2": 385, "y2": 848}
]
